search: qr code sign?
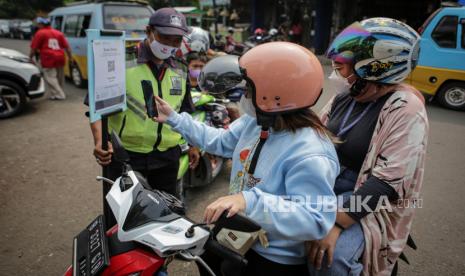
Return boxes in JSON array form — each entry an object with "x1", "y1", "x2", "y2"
[{"x1": 107, "y1": 60, "x2": 115, "y2": 72}]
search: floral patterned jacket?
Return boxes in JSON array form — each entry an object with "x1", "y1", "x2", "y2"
[{"x1": 320, "y1": 85, "x2": 429, "y2": 275}]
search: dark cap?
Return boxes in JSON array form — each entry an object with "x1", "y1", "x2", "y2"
[{"x1": 149, "y1": 8, "x2": 189, "y2": 36}]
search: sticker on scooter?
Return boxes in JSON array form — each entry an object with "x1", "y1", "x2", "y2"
[{"x1": 162, "y1": 225, "x2": 183, "y2": 234}]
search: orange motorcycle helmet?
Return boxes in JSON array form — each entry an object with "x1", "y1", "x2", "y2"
[{"x1": 198, "y1": 42, "x2": 324, "y2": 115}]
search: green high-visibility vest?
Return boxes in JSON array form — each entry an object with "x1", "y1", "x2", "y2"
[{"x1": 108, "y1": 62, "x2": 187, "y2": 153}]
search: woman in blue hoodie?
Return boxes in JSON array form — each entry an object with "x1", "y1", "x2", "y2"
[{"x1": 153, "y1": 42, "x2": 339, "y2": 275}]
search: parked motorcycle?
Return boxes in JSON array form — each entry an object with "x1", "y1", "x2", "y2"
[
  {"x1": 243, "y1": 31, "x2": 280, "y2": 49},
  {"x1": 229, "y1": 43, "x2": 251, "y2": 56},
  {"x1": 64, "y1": 131, "x2": 262, "y2": 276},
  {"x1": 211, "y1": 33, "x2": 250, "y2": 56},
  {"x1": 175, "y1": 91, "x2": 231, "y2": 202},
  {"x1": 212, "y1": 33, "x2": 226, "y2": 52}
]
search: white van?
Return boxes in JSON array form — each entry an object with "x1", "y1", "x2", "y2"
[{"x1": 49, "y1": 1, "x2": 154, "y2": 88}]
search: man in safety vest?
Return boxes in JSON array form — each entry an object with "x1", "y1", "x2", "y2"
[{"x1": 91, "y1": 8, "x2": 198, "y2": 197}]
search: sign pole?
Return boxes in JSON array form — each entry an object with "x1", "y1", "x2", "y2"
[
  {"x1": 101, "y1": 115, "x2": 113, "y2": 230},
  {"x1": 87, "y1": 29, "x2": 127, "y2": 231}
]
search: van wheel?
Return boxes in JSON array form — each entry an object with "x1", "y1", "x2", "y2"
[
  {"x1": 437, "y1": 81, "x2": 465, "y2": 110},
  {"x1": 0, "y1": 80, "x2": 27, "y2": 119},
  {"x1": 70, "y1": 62, "x2": 87, "y2": 88}
]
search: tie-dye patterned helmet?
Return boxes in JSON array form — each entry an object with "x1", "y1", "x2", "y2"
[{"x1": 326, "y1": 17, "x2": 420, "y2": 84}]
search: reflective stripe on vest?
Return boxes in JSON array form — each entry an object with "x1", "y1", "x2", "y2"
[
  {"x1": 108, "y1": 63, "x2": 187, "y2": 153},
  {"x1": 126, "y1": 94, "x2": 146, "y2": 121}
]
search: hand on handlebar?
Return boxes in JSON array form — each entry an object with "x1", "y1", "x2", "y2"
[
  {"x1": 204, "y1": 194, "x2": 246, "y2": 224},
  {"x1": 93, "y1": 141, "x2": 113, "y2": 166}
]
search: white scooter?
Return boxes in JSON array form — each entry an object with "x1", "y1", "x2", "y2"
[{"x1": 64, "y1": 131, "x2": 262, "y2": 276}]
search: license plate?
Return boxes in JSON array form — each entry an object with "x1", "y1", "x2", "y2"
[{"x1": 72, "y1": 215, "x2": 110, "y2": 276}]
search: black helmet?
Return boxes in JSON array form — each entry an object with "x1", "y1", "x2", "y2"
[{"x1": 198, "y1": 55, "x2": 244, "y2": 95}]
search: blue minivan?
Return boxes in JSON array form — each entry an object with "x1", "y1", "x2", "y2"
[
  {"x1": 49, "y1": 1, "x2": 154, "y2": 88},
  {"x1": 406, "y1": 6, "x2": 465, "y2": 110}
]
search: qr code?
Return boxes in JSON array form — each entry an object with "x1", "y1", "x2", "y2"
[{"x1": 107, "y1": 60, "x2": 115, "y2": 72}]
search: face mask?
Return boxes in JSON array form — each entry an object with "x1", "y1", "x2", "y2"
[
  {"x1": 150, "y1": 38, "x2": 177, "y2": 60},
  {"x1": 328, "y1": 70, "x2": 353, "y2": 94},
  {"x1": 189, "y1": 69, "x2": 201, "y2": 80},
  {"x1": 238, "y1": 95, "x2": 256, "y2": 118}
]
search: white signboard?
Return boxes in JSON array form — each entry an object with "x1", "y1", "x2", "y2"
[{"x1": 92, "y1": 39, "x2": 125, "y2": 114}]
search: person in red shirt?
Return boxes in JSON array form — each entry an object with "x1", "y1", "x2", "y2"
[{"x1": 30, "y1": 17, "x2": 72, "y2": 100}]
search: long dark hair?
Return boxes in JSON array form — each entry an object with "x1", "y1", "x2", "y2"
[{"x1": 273, "y1": 108, "x2": 339, "y2": 143}]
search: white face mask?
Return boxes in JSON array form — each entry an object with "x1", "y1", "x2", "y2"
[
  {"x1": 238, "y1": 95, "x2": 256, "y2": 118},
  {"x1": 328, "y1": 70, "x2": 354, "y2": 94},
  {"x1": 150, "y1": 38, "x2": 177, "y2": 60}
]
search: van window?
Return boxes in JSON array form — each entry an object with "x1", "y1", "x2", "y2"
[
  {"x1": 53, "y1": 16, "x2": 63, "y2": 31},
  {"x1": 64, "y1": 14, "x2": 91, "y2": 37},
  {"x1": 462, "y1": 20, "x2": 465, "y2": 49},
  {"x1": 432, "y1": 15, "x2": 458, "y2": 48},
  {"x1": 103, "y1": 5, "x2": 151, "y2": 32},
  {"x1": 64, "y1": 15, "x2": 79, "y2": 37},
  {"x1": 77, "y1": 15, "x2": 91, "y2": 37}
]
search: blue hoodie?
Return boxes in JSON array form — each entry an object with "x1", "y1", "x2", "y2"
[{"x1": 166, "y1": 112, "x2": 339, "y2": 265}]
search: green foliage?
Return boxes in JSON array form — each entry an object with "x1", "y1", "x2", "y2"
[
  {"x1": 0, "y1": 0, "x2": 64, "y2": 19},
  {"x1": 0, "y1": 0, "x2": 200, "y2": 19},
  {"x1": 149, "y1": 0, "x2": 199, "y2": 10}
]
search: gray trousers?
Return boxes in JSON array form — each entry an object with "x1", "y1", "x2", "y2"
[{"x1": 43, "y1": 67, "x2": 66, "y2": 99}]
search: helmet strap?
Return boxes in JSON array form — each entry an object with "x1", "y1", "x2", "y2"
[
  {"x1": 247, "y1": 126, "x2": 270, "y2": 175},
  {"x1": 350, "y1": 78, "x2": 367, "y2": 97},
  {"x1": 256, "y1": 112, "x2": 275, "y2": 129},
  {"x1": 243, "y1": 77, "x2": 275, "y2": 175},
  {"x1": 247, "y1": 113, "x2": 275, "y2": 175}
]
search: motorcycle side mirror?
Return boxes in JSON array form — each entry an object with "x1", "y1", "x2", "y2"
[{"x1": 110, "y1": 130, "x2": 130, "y2": 163}]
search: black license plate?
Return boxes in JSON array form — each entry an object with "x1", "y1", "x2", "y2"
[{"x1": 72, "y1": 215, "x2": 110, "y2": 276}]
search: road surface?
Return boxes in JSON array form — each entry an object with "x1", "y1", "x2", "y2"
[{"x1": 0, "y1": 38, "x2": 464, "y2": 275}]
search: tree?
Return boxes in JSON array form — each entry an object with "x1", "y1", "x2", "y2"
[
  {"x1": 0, "y1": 0, "x2": 200, "y2": 19},
  {"x1": 149, "y1": 0, "x2": 199, "y2": 10},
  {"x1": 0, "y1": 0, "x2": 64, "y2": 19}
]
